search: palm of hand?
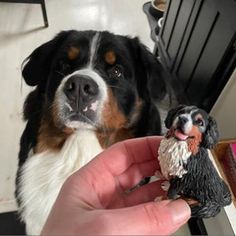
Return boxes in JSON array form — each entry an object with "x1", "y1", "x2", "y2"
[
  {"x1": 67, "y1": 139, "x2": 160, "y2": 209},
  {"x1": 41, "y1": 137, "x2": 190, "y2": 235}
]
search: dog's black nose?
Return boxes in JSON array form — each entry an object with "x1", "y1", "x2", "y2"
[
  {"x1": 178, "y1": 116, "x2": 188, "y2": 126},
  {"x1": 64, "y1": 75, "x2": 99, "y2": 102}
]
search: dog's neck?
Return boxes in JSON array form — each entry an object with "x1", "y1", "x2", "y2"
[
  {"x1": 35, "y1": 118, "x2": 73, "y2": 153},
  {"x1": 96, "y1": 127, "x2": 134, "y2": 148},
  {"x1": 35, "y1": 114, "x2": 135, "y2": 153}
]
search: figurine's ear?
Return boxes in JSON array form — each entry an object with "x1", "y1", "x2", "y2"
[
  {"x1": 201, "y1": 116, "x2": 219, "y2": 149},
  {"x1": 165, "y1": 104, "x2": 186, "y2": 129}
]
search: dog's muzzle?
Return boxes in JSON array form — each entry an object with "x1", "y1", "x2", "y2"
[
  {"x1": 64, "y1": 74, "x2": 99, "y2": 111},
  {"x1": 54, "y1": 69, "x2": 107, "y2": 129},
  {"x1": 174, "y1": 115, "x2": 192, "y2": 140},
  {"x1": 62, "y1": 74, "x2": 101, "y2": 127}
]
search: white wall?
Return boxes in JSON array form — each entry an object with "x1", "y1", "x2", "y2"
[{"x1": 211, "y1": 68, "x2": 236, "y2": 140}]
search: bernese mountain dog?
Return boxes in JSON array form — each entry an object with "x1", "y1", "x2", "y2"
[
  {"x1": 158, "y1": 105, "x2": 231, "y2": 218},
  {"x1": 16, "y1": 30, "x2": 167, "y2": 234}
]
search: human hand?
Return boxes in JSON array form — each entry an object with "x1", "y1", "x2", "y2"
[{"x1": 41, "y1": 136, "x2": 190, "y2": 235}]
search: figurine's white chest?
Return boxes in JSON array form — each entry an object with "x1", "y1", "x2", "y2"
[
  {"x1": 158, "y1": 137, "x2": 192, "y2": 179},
  {"x1": 18, "y1": 130, "x2": 103, "y2": 235}
]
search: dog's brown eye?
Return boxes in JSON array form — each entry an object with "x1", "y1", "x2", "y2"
[{"x1": 109, "y1": 66, "x2": 122, "y2": 79}]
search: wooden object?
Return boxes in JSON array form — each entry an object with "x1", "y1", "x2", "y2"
[{"x1": 212, "y1": 139, "x2": 236, "y2": 207}]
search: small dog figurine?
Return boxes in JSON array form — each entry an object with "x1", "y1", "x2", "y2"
[{"x1": 158, "y1": 105, "x2": 232, "y2": 218}]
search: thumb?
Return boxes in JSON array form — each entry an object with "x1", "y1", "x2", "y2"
[{"x1": 102, "y1": 199, "x2": 191, "y2": 235}]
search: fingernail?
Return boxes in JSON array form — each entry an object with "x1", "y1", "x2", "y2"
[{"x1": 166, "y1": 199, "x2": 191, "y2": 225}]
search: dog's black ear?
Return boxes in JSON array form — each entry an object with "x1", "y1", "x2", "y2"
[
  {"x1": 165, "y1": 104, "x2": 186, "y2": 129},
  {"x1": 22, "y1": 30, "x2": 72, "y2": 86},
  {"x1": 130, "y1": 37, "x2": 167, "y2": 101},
  {"x1": 201, "y1": 116, "x2": 219, "y2": 149}
]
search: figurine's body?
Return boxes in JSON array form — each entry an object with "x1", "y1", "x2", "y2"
[{"x1": 158, "y1": 105, "x2": 231, "y2": 218}]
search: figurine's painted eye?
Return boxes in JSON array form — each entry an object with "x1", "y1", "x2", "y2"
[{"x1": 196, "y1": 118, "x2": 204, "y2": 126}]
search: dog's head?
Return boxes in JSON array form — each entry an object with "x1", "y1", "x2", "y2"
[
  {"x1": 22, "y1": 30, "x2": 166, "y2": 150},
  {"x1": 165, "y1": 105, "x2": 219, "y2": 150}
]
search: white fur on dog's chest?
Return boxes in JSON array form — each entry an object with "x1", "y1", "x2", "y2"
[
  {"x1": 158, "y1": 137, "x2": 192, "y2": 179},
  {"x1": 18, "y1": 130, "x2": 103, "y2": 235}
]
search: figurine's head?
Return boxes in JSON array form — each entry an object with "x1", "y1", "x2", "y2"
[{"x1": 165, "y1": 105, "x2": 219, "y2": 150}]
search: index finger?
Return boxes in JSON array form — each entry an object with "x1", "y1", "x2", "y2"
[{"x1": 96, "y1": 136, "x2": 162, "y2": 177}]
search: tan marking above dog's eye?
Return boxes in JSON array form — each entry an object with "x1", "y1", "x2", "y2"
[
  {"x1": 68, "y1": 46, "x2": 80, "y2": 60},
  {"x1": 104, "y1": 50, "x2": 116, "y2": 65}
]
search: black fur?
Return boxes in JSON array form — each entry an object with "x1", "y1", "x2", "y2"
[
  {"x1": 168, "y1": 148, "x2": 231, "y2": 218},
  {"x1": 22, "y1": 30, "x2": 74, "y2": 87},
  {"x1": 201, "y1": 117, "x2": 219, "y2": 149},
  {"x1": 165, "y1": 105, "x2": 231, "y2": 218}
]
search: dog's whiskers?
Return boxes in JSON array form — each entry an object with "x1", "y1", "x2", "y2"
[
  {"x1": 65, "y1": 102, "x2": 73, "y2": 112},
  {"x1": 55, "y1": 71, "x2": 65, "y2": 77},
  {"x1": 108, "y1": 85, "x2": 126, "y2": 91}
]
